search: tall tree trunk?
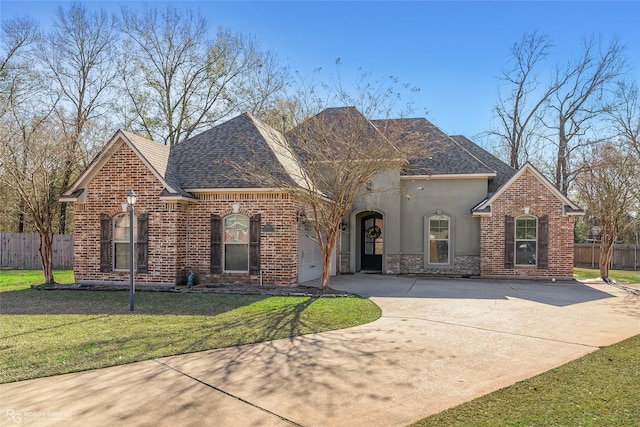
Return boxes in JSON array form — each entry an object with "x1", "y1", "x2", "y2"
[
  {"x1": 319, "y1": 228, "x2": 338, "y2": 290},
  {"x1": 18, "y1": 199, "x2": 25, "y2": 233},
  {"x1": 58, "y1": 201, "x2": 68, "y2": 234},
  {"x1": 556, "y1": 115, "x2": 569, "y2": 195},
  {"x1": 599, "y1": 223, "x2": 616, "y2": 280},
  {"x1": 58, "y1": 135, "x2": 79, "y2": 234},
  {"x1": 39, "y1": 231, "x2": 55, "y2": 285}
]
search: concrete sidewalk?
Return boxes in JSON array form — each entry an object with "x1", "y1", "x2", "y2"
[{"x1": 2, "y1": 276, "x2": 639, "y2": 426}]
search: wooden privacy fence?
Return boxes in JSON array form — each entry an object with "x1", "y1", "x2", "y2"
[
  {"x1": 0, "y1": 233, "x2": 73, "y2": 269},
  {"x1": 575, "y1": 243, "x2": 639, "y2": 271}
]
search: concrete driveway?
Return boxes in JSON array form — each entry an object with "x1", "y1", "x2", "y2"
[{"x1": 2, "y1": 275, "x2": 639, "y2": 427}]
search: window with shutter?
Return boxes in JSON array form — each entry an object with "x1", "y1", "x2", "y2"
[
  {"x1": 113, "y1": 213, "x2": 137, "y2": 270},
  {"x1": 249, "y1": 214, "x2": 261, "y2": 275},
  {"x1": 537, "y1": 215, "x2": 548, "y2": 269},
  {"x1": 504, "y1": 215, "x2": 514, "y2": 269},
  {"x1": 100, "y1": 214, "x2": 112, "y2": 272},
  {"x1": 210, "y1": 214, "x2": 222, "y2": 274},
  {"x1": 136, "y1": 213, "x2": 149, "y2": 273},
  {"x1": 223, "y1": 214, "x2": 249, "y2": 272},
  {"x1": 515, "y1": 215, "x2": 537, "y2": 266}
]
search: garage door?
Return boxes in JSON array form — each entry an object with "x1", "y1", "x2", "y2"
[{"x1": 298, "y1": 232, "x2": 336, "y2": 284}]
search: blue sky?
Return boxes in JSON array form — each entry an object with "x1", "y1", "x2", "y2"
[{"x1": 2, "y1": 1, "x2": 639, "y2": 140}]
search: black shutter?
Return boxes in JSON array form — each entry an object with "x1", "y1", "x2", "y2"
[
  {"x1": 249, "y1": 214, "x2": 261, "y2": 275},
  {"x1": 538, "y1": 215, "x2": 548, "y2": 269},
  {"x1": 210, "y1": 214, "x2": 222, "y2": 274},
  {"x1": 100, "y1": 214, "x2": 112, "y2": 272},
  {"x1": 136, "y1": 212, "x2": 149, "y2": 273},
  {"x1": 504, "y1": 215, "x2": 514, "y2": 269}
]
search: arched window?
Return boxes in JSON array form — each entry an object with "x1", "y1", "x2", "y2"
[
  {"x1": 428, "y1": 214, "x2": 450, "y2": 264},
  {"x1": 113, "y1": 213, "x2": 136, "y2": 270},
  {"x1": 224, "y1": 214, "x2": 249, "y2": 272},
  {"x1": 515, "y1": 215, "x2": 537, "y2": 265}
]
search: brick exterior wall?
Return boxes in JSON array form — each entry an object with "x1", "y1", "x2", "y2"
[
  {"x1": 72, "y1": 141, "x2": 303, "y2": 287},
  {"x1": 73, "y1": 141, "x2": 179, "y2": 286},
  {"x1": 183, "y1": 192, "x2": 300, "y2": 286},
  {"x1": 479, "y1": 168, "x2": 576, "y2": 279}
]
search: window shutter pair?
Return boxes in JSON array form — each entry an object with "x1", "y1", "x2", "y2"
[
  {"x1": 210, "y1": 213, "x2": 261, "y2": 274},
  {"x1": 503, "y1": 215, "x2": 548, "y2": 269},
  {"x1": 99, "y1": 213, "x2": 149, "y2": 273}
]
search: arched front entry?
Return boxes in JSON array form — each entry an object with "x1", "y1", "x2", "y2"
[{"x1": 360, "y1": 212, "x2": 384, "y2": 272}]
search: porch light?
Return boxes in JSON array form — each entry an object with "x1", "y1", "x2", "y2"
[
  {"x1": 127, "y1": 189, "x2": 137, "y2": 312},
  {"x1": 127, "y1": 190, "x2": 137, "y2": 206}
]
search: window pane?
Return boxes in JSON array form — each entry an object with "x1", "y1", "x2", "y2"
[
  {"x1": 114, "y1": 243, "x2": 130, "y2": 270},
  {"x1": 114, "y1": 214, "x2": 136, "y2": 241},
  {"x1": 365, "y1": 242, "x2": 374, "y2": 255},
  {"x1": 516, "y1": 217, "x2": 536, "y2": 239},
  {"x1": 224, "y1": 215, "x2": 249, "y2": 243},
  {"x1": 429, "y1": 215, "x2": 449, "y2": 264},
  {"x1": 516, "y1": 241, "x2": 536, "y2": 265},
  {"x1": 225, "y1": 244, "x2": 248, "y2": 271},
  {"x1": 430, "y1": 240, "x2": 449, "y2": 264}
]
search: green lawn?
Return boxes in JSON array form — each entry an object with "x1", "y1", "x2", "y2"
[
  {"x1": 410, "y1": 334, "x2": 640, "y2": 427},
  {"x1": 0, "y1": 270, "x2": 381, "y2": 383},
  {"x1": 574, "y1": 267, "x2": 640, "y2": 284},
  {"x1": 0, "y1": 269, "x2": 75, "y2": 291}
]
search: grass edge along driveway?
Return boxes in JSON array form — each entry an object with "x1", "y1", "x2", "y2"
[
  {"x1": 410, "y1": 334, "x2": 640, "y2": 427},
  {"x1": 0, "y1": 270, "x2": 381, "y2": 383}
]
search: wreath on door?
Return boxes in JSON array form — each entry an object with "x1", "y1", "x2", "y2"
[{"x1": 366, "y1": 225, "x2": 382, "y2": 239}]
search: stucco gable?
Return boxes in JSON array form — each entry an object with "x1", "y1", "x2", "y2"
[{"x1": 471, "y1": 162, "x2": 584, "y2": 216}]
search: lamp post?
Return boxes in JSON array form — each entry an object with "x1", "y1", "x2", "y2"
[{"x1": 127, "y1": 189, "x2": 137, "y2": 311}]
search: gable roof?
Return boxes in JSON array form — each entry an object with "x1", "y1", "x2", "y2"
[
  {"x1": 167, "y1": 113, "x2": 303, "y2": 190},
  {"x1": 61, "y1": 130, "x2": 192, "y2": 202},
  {"x1": 286, "y1": 106, "x2": 386, "y2": 163},
  {"x1": 471, "y1": 162, "x2": 584, "y2": 216},
  {"x1": 449, "y1": 135, "x2": 516, "y2": 193},
  {"x1": 372, "y1": 117, "x2": 497, "y2": 178},
  {"x1": 61, "y1": 107, "x2": 520, "y2": 204}
]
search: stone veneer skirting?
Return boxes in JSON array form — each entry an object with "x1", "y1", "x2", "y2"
[
  {"x1": 397, "y1": 254, "x2": 480, "y2": 276},
  {"x1": 340, "y1": 253, "x2": 480, "y2": 277}
]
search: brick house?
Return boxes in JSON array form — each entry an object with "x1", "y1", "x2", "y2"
[{"x1": 61, "y1": 108, "x2": 583, "y2": 287}]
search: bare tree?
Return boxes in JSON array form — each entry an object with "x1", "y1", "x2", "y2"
[
  {"x1": 491, "y1": 32, "x2": 556, "y2": 168},
  {"x1": 118, "y1": 4, "x2": 288, "y2": 145},
  {"x1": 40, "y1": 3, "x2": 118, "y2": 233},
  {"x1": 574, "y1": 143, "x2": 639, "y2": 280},
  {"x1": 1, "y1": 16, "x2": 41, "y2": 233},
  {"x1": 0, "y1": 88, "x2": 63, "y2": 284},
  {"x1": 547, "y1": 37, "x2": 627, "y2": 195},
  {"x1": 610, "y1": 80, "x2": 640, "y2": 158},
  {"x1": 240, "y1": 69, "x2": 420, "y2": 289}
]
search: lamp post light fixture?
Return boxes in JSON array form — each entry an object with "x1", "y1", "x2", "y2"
[{"x1": 127, "y1": 189, "x2": 137, "y2": 311}]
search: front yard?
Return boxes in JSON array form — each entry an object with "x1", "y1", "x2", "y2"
[
  {"x1": 2, "y1": 268, "x2": 639, "y2": 426},
  {"x1": 0, "y1": 270, "x2": 381, "y2": 383}
]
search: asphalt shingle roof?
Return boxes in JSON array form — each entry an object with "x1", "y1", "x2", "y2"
[
  {"x1": 372, "y1": 117, "x2": 496, "y2": 176},
  {"x1": 118, "y1": 108, "x2": 514, "y2": 196},
  {"x1": 449, "y1": 135, "x2": 516, "y2": 193},
  {"x1": 167, "y1": 113, "x2": 294, "y2": 189}
]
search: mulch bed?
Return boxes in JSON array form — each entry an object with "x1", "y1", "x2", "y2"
[{"x1": 33, "y1": 283, "x2": 356, "y2": 297}]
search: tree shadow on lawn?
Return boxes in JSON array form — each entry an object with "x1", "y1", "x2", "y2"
[
  {"x1": 0, "y1": 288, "x2": 267, "y2": 315},
  {"x1": 0, "y1": 290, "x2": 365, "y2": 383}
]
